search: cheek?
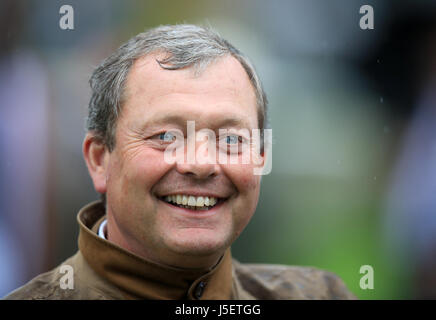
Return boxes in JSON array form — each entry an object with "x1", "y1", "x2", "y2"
[
  {"x1": 226, "y1": 165, "x2": 261, "y2": 237},
  {"x1": 229, "y1": 165, "x2": 260, "y2": 194},
  {"x1": 108, "y1": 149, "x2": 172, "y2": 195},
  {"x1": 223, "y1": 164, "x2": 261, "y2": 213}
]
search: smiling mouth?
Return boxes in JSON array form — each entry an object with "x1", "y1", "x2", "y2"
[{"x1": 159, "y1": 194, "x2": 225, "y2": 211}]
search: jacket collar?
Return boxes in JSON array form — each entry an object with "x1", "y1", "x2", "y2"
[{"x1": 77, "y1": 201, "x2": 234, "y2": 300}]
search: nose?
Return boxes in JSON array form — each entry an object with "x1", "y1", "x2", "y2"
[
  {"x1": 175, "y1": 139, "x2": 220, "y2": 179},
  {"x1": 176, "y1": 160, "x2": 219, "y2": 179}
]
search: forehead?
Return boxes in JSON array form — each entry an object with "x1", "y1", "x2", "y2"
[{"x1": 120, "y1": 53, "x2": 258, "y2": 129}]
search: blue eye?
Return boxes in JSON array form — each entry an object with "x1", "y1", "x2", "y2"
[
  {"x1": 226, "y1": 135, "x2": 240, "y2": 144},
  {"x1": 158, "y1": 132, "x2": 176, "y2": 142}
]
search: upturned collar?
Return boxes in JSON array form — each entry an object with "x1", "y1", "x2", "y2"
[{"x1": 77, "y1": 201, "x2": 234, "y2": 300}]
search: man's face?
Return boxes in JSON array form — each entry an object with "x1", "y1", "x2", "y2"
[{"x1": 100, "y1": 54, "x2": 263, "y2": 267}]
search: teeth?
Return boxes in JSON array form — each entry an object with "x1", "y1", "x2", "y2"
[
  {"x1": 188, "y1": 196, "x2": 196, "y2": 206},
  {"x1": 196, "y1": 197, "x2": 204, "y2": 207},
  {"x1": 163, "y1": 194, "x2": 219, "y2": 208},
  {"x1": 210, "y1": 197, "x2": 217, "y2": 206},
  {"x1": 182, "y1": 195, "x2": 188, "y2": 205}
]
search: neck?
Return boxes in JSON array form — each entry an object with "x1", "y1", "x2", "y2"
[
  {"x1": 78, "y1": 200, "x2": 235, "y2": 299},
  {"x1": 106, "y1": 213, "x2": 223, "y2": 270}
]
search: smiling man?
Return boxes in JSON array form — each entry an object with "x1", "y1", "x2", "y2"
[{"x1": 4, "y1": 24, "x2": 355, "y2": 300}]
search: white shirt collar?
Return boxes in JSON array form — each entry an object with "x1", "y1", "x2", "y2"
[{"x1": 98, "y1": 219, "x2": 107, "y2": 240}]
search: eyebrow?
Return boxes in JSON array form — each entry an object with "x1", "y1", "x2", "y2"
[{"x1": 141, "y1": 113, "x2": 252, "y2": 130}]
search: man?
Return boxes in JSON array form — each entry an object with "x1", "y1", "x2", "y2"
[{"x1": 4, "y1": 24, "x2": 355, "y2": 300}]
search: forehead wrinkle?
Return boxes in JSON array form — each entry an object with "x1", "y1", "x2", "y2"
[
  {"x1": 122, "y1": 54, "x2": 259, "y2": 131},
  {"x1": 126, "y1": 53, "x2": 256, "y2": 105}
]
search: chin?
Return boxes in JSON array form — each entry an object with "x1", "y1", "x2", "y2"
[{"x1": 165, "y1": 229, "x2": 231, "y2": 257}]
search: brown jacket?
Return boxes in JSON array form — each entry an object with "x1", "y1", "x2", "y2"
[{"x1": 4, "y1": 201, "x2": 356, "y2": 300}]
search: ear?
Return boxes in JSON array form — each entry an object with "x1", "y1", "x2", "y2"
[{"x1": 83, "y1": 133, "x2": 109, "y2": 194}]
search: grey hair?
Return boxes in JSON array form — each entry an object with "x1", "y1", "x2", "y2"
[{"x1": 87, "y1": 24, "x2": 268, "y2": 152}]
